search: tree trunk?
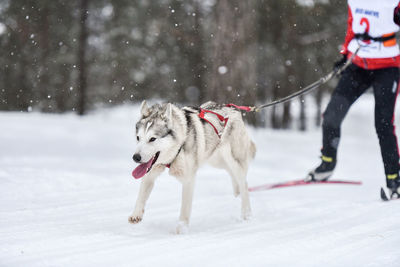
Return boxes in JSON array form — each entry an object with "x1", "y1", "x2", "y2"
[
  {"x1": 299, "y1": 95, "x2": 306, "y2": 131},
  {"x1": 38, "y1": 5, "x2": 50, "y2": 112},
  {"x1": 77, "y1": 0, "x2": 89, "y2": 115},
  {"x1": 208, "y1": 0, "x2": 258, "y2": 125},
  {"x1": 315, "y1": 87, "x2": 323, "y2": 126},
  {"x1": 192, "y1": 2, "x2": 205, "y2": 105}
]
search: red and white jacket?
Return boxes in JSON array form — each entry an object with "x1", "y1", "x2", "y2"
[{"x1": 341, "y1": 0, "x2": 400, "y2": 69}]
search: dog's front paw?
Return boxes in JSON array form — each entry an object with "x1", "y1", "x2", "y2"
[
  {"x1": 175, "y1": 221, "x2": 189, "y2": 234},
  {"x1": 129, "y1": 208, "x2": 144, "y2": 224},
  {"x1": 128, "y1": 215, "x2": 143, "y2": 224},
  {"x1": 128, "y1": 211, "x2": 144, "y2": 224}
]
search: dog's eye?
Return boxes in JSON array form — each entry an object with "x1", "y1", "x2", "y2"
[
  {"x1": 149, "y1": 137, "x2": 156, "y2": 142},
  {"x1": 136, "y1": 136, "x2": 139, "y2": 141}
]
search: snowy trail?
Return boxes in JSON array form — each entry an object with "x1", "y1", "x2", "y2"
[{"x1": 1, "y1": 95, "x2": 400, "y2": 267}]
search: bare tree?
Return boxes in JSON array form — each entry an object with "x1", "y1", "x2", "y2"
[
  {"x1": 77, "y1": 0, "x2": 89, "y2": 115},
  {"x1": 208, "y1": 0, "x2": 258, "y2": 124}
]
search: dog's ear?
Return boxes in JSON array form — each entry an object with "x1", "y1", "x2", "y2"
[{"x1": 140, "y1": 100, "x2": 150, "y2": 117}]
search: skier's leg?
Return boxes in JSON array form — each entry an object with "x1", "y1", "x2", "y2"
[
  {"x1": 307, "y1": 65, "x2": 371, "y2": 181},
  {"x1": 321, "y1": 64, "x2": 371, "y2": 159},
  {"x1": 372, "y1": 67, "x2": 400, "y2": 197}
]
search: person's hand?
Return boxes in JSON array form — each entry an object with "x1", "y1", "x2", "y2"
[{"x1": 333, "y1": 54, "x2": 347, "y2": 72}]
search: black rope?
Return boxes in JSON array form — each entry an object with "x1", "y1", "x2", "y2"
[{"x1": 252, "y1": 46, "x2": 361, "y2": 112}]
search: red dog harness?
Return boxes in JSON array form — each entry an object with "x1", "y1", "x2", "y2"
[
  {"x1": 165, "y1": 103, "x2": 251, "y2": 169},
  {"x1": 198, "y1": 103, "x2": 252, "y2": 137},
  {"x1": 198, "y1": 108, "x2": 228, "y2": 137}
]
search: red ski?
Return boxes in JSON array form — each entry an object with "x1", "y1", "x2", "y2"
[{"x1": 248, "y1": 179, "x2": 362, "y2": 192}]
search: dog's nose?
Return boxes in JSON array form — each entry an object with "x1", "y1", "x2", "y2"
[{"x1": 133, "y1": 154, "x2": 141, "y2": 163}]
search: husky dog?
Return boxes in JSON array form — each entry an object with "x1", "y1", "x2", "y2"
[{"x1": 129, "y1": 100, "x2": 256, "y2": 233}]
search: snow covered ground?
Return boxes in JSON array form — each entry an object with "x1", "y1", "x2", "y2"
[{"x1": 1, "y1": 94, "x2": 399, "y2": 267}]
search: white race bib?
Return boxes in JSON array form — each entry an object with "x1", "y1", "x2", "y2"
[{"x1": 348, "y1": 0, "x2": 400, "y2": 58}]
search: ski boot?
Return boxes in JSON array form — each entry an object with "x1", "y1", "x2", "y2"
[
  {"x1": 305, "y1": 155, "x2": 336, "y2": 182},
  {"x1": 387, "y1": 174, "x2": 400, "y2": 200}
]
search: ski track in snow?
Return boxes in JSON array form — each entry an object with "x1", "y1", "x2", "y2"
[{"x1": 1, "y1": 95, "x2": 399, "y2": 267}]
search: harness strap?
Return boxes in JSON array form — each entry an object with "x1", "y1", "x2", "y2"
[
  {"x1": 198, "y1": 108, "x2": 228, "y2": 137},
  {"x1": 166, "y1": 146, "x2": 183, "y2": 168},
  {"x1": 225, "y1": 103, "x2": 254, "y2": 112},
  {"x1": 354, "y1": 32, "x2": 396, "y2": 42}
]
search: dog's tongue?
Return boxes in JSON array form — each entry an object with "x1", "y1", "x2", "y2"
[{"x1": 132, "y1": 157, "x2": 154, "y2": 179}]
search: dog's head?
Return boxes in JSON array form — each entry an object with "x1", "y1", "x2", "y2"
[{"x1": 132, "y1": 100, "x2": 176, "y2": 179}]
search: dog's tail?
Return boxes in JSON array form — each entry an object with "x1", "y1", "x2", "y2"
[{"x1": 248, "y1": 140, "x2": 256, "y2": 159}]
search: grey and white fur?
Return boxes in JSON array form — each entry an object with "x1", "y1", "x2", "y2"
[{"x1": 129, "y1": 100, "x2": 256, "y2": 233}]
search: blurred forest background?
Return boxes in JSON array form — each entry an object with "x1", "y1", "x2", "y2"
[{"x1": 0, "y1": 0, "x2": 347, "y2": 129}]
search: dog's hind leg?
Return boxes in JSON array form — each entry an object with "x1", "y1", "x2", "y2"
[
  {"x1": 223, "y1": 153, "x2": 251, "y2": 220},
  {"x1": 209, "y1": 152, "x2": 239, "y2": 197},
  {"x1": 129, "y1": 165, "x2": 165, "y2": 224}
]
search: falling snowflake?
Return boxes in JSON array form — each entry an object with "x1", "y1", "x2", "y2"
[{"x1": 218, "y1": 66, "x2": 228, "y2": 74}]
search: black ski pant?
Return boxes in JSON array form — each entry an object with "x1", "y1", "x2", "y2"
[{"x1": 321, "y1": 64, "x2": 400, "y2": 185}]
